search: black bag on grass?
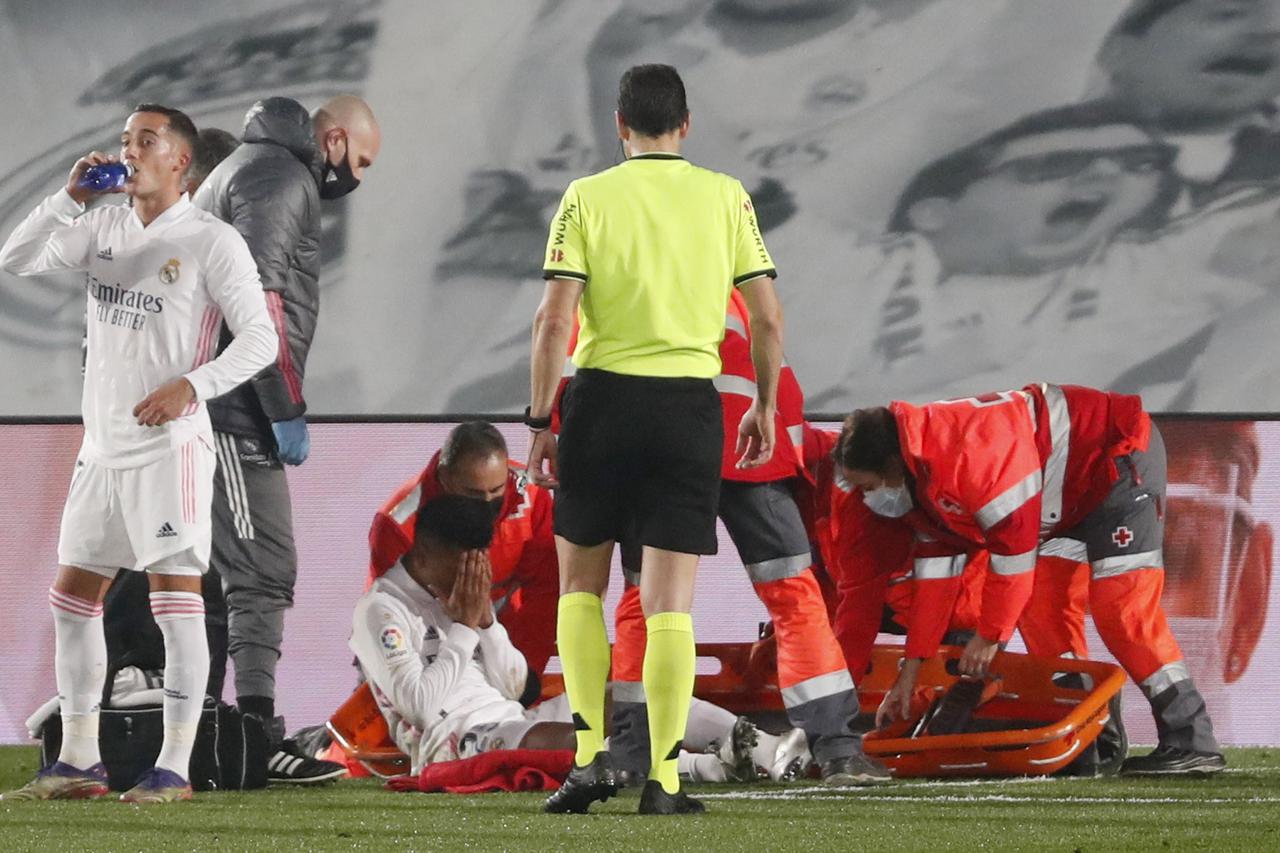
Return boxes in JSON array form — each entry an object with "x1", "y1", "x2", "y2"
[{"x1": 39, "y1": 701, "x2": 269, "y2": 791}]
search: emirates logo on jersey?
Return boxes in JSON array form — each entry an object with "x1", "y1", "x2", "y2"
[{"x1": 158, "y1": 257, "x2": 181, "y2": 285}]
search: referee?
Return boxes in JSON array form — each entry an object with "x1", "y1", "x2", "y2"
[{"x1": 527, "y1": 64, "x2": 783, "y2": 816}]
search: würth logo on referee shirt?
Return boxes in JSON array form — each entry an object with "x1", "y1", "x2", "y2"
[
  {"x1": 549, "y1": 249, "x2": 564, "y2": 263},
  {"x1": 156, "y1": 522, "x2": 178, "y2": 538}
]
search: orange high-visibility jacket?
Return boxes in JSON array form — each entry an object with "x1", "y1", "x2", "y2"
[{"x1": 892, "y1": 383, "x2": 1150, "y2": 657}]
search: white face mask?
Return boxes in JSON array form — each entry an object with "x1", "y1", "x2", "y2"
[{"x1": 863, "y1": 482, "x2": 913, "y2": 518}]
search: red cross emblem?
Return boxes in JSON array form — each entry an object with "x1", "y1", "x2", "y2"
[{"x1": 1112, "y1": 526, "x2": 1134, "y2": 547}]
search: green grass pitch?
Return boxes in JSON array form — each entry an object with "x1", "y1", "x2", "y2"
[{"x1": 1, "y1": 746, "x2": 1277, "y2": 851}]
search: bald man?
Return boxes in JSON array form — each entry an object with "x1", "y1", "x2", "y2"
[{"x1": 194, "y1": 94, "x2": 380, "y2": 784}]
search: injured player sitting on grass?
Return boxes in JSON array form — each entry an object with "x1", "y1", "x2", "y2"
[{"x1": 350, "y1": 491, "x2": 786, "y2": 782}]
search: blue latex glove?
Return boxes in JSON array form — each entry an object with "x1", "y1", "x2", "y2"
[{"x1": 271, "y1": 416, "x2": 310, "y2": 466}]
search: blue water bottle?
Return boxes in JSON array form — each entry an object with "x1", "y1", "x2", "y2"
[{"x1": 77, "y1": 163, "x2": 134, "y2": 192}]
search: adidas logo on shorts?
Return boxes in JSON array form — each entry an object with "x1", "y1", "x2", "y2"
[{"x1": 156, "y1": 522, "x2": 178, "y2": 538}]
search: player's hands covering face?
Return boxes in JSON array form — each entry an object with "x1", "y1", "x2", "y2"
[{"x1": 445, "y1": 549, "x2": 494, "y2": 630}]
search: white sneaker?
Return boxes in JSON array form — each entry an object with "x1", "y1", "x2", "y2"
[{"x1": 769, "y1": 728, "x2": 811, "y2": 782}]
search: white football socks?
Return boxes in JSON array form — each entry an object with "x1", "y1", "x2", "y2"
[
  {"x1": 678, "y1": 750, "x2": 728, "y2": 783},
  {"x1": 150, "y1": 591, "x2": 209, "y2": 779},
  {"x1": 49, "y1": 588, "x2": 107, "y2": 770}
]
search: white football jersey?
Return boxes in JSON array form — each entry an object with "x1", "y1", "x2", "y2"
[
  {"x1": 349, "y1": 564, "x2": 530, "y2": 772},
  {"x1": 0, "y1": 190, "x2": 277, "y2": 467}
]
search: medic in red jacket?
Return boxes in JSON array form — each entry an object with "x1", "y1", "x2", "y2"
[
  {"x1": 836, "y1": 384, "x2": 1224, "y2": 776},
  {"x1": 595, "y1": 292, "x2": 877, "y2": 782},
  {"x1": 367, "y1": 422, "x2": 558, "y2": 678},
  {"x1": 795, "y1": 424, "x2": 984, "y2": 687}
]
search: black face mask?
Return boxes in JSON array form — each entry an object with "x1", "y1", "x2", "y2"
[
  {"x1": 320, "y1": 150, "x2": 360, "y2": 199},
  {"x1": 482, "y1": 495, "x2": 505, "y2": 525}
]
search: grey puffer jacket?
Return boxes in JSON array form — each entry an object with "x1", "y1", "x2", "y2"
[{"x1": 194, "y1": 96, "x2": 322, "y2": 443}]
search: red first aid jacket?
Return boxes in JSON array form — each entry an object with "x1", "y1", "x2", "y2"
[
  {"x1": 716, "y1": 290, "x2": 806, "y2": 482},
  {"x1": 554, "y1": 290, "x2": 805, "y2": 483},
  {"x1": 892, "y1": 383, "x2": 1151, "y2": 657},
  {"x1": 366, "y1": 450, "x2": 558, "y2": 673},
  {"x1": 794, "y1": 426, "x2": 914, "y2": 682}
]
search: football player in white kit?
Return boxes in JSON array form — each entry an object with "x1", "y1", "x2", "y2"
[
  {"x1": 352, "y1": 495, "x2": 781, "y2": 786},
  {"x1": 0, "y1": 105, "x2": 277, "y2": 803}
]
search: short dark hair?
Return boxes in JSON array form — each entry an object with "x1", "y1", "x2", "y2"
[
  {"x1": 440, "y1": 421, "x2": 507, "y2": 469},
  {"x1": 617, "y1": 64, "x2": 688, "y2": 138},
  {"x1": 413, "y1": 495, "x2": 497, "y2": 550},
  {"x1": 188, "y1": 127, "x2": 239, "y2": 189},
  {"x1": 1112, "y1": 0, "x2": 1196, "y2": 37},
  {"x1": 836, "y1": 408, "x2": 901, "y2": 475},
  {"x1": 131, "y1": 103, "x2": 199, "y2": 152},
  {"x1": 886, "y1": 101, "x2": 1176, "y2": 232}
]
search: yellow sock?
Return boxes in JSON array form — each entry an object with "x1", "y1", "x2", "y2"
[
  {"x1": 643, "y1": 611, "x2": 695, "y2": 794},
  {"x1": 557, "y1": 592, "x2": 610, "y2": 766}
]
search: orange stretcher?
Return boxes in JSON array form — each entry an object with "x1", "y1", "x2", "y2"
[
  {"x1": 856, "y1": 645, "x2": 1125, "y2": 777},
  {"x1": 326, "y1": 684, "x2": 410, "y2": 779},
  {"x1": 677, "y1": 641, "x2": 1126, "y2": 778},
  {"x1": 542, "y1": 641, "x2": 1124, "y2": 778},
  {"x1": 330, "y1": 642, "x2": 1124, "y2": 780}
]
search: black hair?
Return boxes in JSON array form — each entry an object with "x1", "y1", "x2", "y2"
[
  {"x1": 1112, "y1": 0, "x2": 1197, "y2": 38},
  {"x1": 440, "y1": 421, "x2": 507, "y2": 469},
  {"x1": 617, "y1": 64, "x2": 688, "y2": 138},
  {"x1": 836, "y1": 408, "x2": 901, "y2": 475},
  {"x1": 413, "y1": 495, "x2": 496, "y2": 551},
  {"x1": 886, "y1": 100, "x2": 1178, "y2": 233},
  {"x1": 188, "y1": 127, "x2": 239, "y2": 188},
  {"x1": 131, "y1": 103, "x2": 199, "y2": 152}
]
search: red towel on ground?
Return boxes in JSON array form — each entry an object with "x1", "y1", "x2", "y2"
[{"x1": 385, "y1": 749, "x2": 574, "y2": 794}]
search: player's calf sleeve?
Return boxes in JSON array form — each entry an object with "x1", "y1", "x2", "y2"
[
  {"x1": 150, "y1": 591, "x2": 209, "y2": 779},
  {"x1": 49, "y1": 588, "x2": 107, "y2": 770},
  {"x1": 644, "y1": 611, "x2": 695, "y2": 795},
  {"x1": 557, "y1": 592, "x2": 610, "y2": 766}
]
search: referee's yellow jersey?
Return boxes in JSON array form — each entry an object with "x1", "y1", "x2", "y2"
[{"x1": 542, "y1": 152, "x2": 776, "y2": 379}]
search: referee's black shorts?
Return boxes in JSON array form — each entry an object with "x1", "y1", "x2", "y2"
[{"x1": 555, "y1": 367, "x2": 722, "y2": 555}]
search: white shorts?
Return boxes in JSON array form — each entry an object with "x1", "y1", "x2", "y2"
[
  {"x1": 57, "y1": 437, "x2": 215, "y2": 576},
  {"x1": 457, "y1": 693, "x2": 570, "y2": 758}
]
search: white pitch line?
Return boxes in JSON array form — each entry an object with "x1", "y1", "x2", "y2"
[
  {"x1": 704, "y1": 765, "x2": 1279, "y2": 798},
  {"x1": 698, "y1": 791, "x2": 1280, "y2": 805}
]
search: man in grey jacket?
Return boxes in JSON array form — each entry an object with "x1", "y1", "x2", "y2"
[{"x1": 194, "y1": 94, "x2": 379, "y2": 783}]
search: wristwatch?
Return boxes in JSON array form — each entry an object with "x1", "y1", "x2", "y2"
[{"x1": 523, "y1": 406, "x2": 552, "y2": 431}]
